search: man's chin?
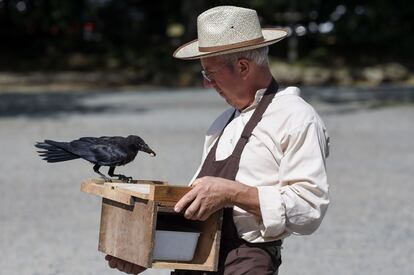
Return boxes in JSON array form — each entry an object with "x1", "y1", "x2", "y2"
[
  {"x1": 226, "y1": 99, "x2": 237, "y2": 108},
  {"x1": 216, "y1": 91, "x2": 234, "y2": 107}
]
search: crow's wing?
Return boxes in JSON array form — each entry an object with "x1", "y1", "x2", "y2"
[
  {"x1": 74, "y1": 137, "x2": 126, "y2": 148},
  {"x1": 87, "y1": 144, "x2": 129, "y2": 166},
  {"x1": 65, "y1": 137, "x2": 130, "y2": 166},
  {"x1": 64, "y1": 138, "x2": 96, "y2": 156},
  {"x1": 84, "y1": 136, "x2": 124, "y2": 142}
]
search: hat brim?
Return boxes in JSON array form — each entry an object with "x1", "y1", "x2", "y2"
[{"x1": 173, "y1": 28, "x2": 288, "y2": 60}]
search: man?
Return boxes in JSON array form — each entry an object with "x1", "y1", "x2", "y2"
[{"x1": 105, "y1": 5, "x2": 329, "y2": 275}]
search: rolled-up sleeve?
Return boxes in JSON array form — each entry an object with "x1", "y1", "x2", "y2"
[
  {"x1": 257, "y1": 120, "x2": 330, "y2": 237},
  {"x1": 257, "y1": 185, "x2": 286, "y2": 237}
]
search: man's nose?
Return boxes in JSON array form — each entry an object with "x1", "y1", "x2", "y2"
[{"x1": 203, "y1": 78, "x2": 215, "y2": 88}]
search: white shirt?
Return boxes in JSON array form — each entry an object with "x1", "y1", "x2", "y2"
[{"x1": 191, "y1": 86, "x2": 330, "y2": 243}]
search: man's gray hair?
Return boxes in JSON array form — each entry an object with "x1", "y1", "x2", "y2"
[{"x1": 219, "y1": 46, "x2": 269, "y2": 67}]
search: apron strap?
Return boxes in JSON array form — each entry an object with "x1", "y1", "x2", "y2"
[{"x1": 231, "y1": 79, "x2": 278, "y2": 159}]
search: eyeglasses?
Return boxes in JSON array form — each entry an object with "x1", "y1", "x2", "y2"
[
  {"x1": 201, "y1": 70, "x2": 215, "y2": 83},
  {"x1": 201, "y1": 64, "x2": 228, "y2": 83}
]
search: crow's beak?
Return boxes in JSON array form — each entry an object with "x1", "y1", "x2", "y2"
[{"x1": 142, "y1": 146, "x2": 156, "y2": 157}]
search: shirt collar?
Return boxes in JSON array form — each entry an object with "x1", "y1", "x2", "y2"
[
  {"x1": 239, "y1": 88, "x2": 267, "y2": 114},
  {"x1": 237, "y1": 86, "x2": 301, "y2": 114}
]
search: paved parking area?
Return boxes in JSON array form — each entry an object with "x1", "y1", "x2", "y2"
[{"x1": 0, "y1": 88, "x2": 413, "y2": 275}]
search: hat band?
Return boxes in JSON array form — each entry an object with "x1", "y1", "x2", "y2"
[{"x1": 198, "y1": 36, "x2": 265, "y2": 52}]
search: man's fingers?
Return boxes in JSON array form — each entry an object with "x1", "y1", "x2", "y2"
[
  {"x1": 132, "y1": 265, "x2": 146, "y2": 274},
  {"x1": 194, "y1": 206, "x2": 207, "y2": 221},
  {"x1": 108, "y1": 257, "x2": 118, "y2": 268},
  {"x1": 184, "y1": 198, "x2": 202, "y2": 220},
  {"x1": 199, "y1": 210, "x2": 211, "y2": 221},
  {"x1": 174, "y1": 188, "x2": 197, "y2": 212},
  {"x1": 105, "y1": 255, "x2": 145, "y2": 274},
  {"x1": 123, "y1": 262, "x2": 133, "y2": 273},
  {"x1": 190, "y1": 178, "x2": 201, "y2": 187},
  {"x1": 116, "y1": 259, "x2": 125, "y2": 271}
]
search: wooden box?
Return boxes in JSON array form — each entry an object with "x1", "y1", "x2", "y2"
[{"x1": 81, "y1": 178, "x2": 222, "y2": 272}]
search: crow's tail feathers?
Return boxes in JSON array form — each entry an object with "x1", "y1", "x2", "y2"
[{"x1": 35, "y1": 140, "x2": 79, "y2": 163}]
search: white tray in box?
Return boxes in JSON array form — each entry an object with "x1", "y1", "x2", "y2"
[{"x1": 153, "y1": 230, "x2": 200, "y2": 261}]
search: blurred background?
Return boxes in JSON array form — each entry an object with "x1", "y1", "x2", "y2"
[
  {"x1": 0, "y1": 1, "x2": 413, "y2": 275},
  {"x1": 0, "y1": 0, "x2": 414, "y2": 89}
]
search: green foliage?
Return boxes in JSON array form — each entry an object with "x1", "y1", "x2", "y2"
[{"x1": 0, "y1": 0, "x2": 413, "y2": 79}]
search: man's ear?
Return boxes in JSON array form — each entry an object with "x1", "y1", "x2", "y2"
[{"x1": 237, "y1": 59, "x2": 250, "y2": 80}]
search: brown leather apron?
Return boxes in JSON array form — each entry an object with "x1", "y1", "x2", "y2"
[{"x1": 173, "y1": 79, "x2": 282, "y2": 275}]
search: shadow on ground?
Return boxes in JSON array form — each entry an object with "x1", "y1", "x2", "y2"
[
  {"x1": 0, "y1": 91, "x2": 148, "y2": 118},
  {"x1": 1, "y1": 85, "x2": 413, "y2": 118},
  {"x1": 301, "y1": 85, "x2": 414, "y2": 103}
]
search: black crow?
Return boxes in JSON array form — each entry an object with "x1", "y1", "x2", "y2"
[{"x1": 35, "y1": 135, "x2": 156, "y2": 182}]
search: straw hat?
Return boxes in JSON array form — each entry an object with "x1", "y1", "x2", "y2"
[{"x1": 173, "y1": 6, "x2": 287, "y2": 60}]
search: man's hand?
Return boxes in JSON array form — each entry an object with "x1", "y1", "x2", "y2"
[
  {"x1": 174, "y1": 176, "x2": 261, "y2": 221},
  {"x1": 105, "y1": 255, "x2": 146, "y2": 274},
  {"x1": 174, "y1": 176, "x2": 238, "y2": 221}
]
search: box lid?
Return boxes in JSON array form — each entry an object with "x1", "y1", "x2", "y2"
[{"x1": 81, "y1": 178, "x2": 191, "y2": 206}]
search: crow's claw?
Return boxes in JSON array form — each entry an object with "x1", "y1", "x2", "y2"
[
  {"x1": 118, "y1": 175, "x2": 133, "y2": 183},
  {"x1": 101, "y1": 176, "x2": 112, "y2": 182}
]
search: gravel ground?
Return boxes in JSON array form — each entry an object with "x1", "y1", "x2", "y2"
[{"x1": 0, "y1": 88, "x2": 413, "y2": 275}]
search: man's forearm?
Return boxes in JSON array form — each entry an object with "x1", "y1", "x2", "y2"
[
  {"x1": 228, "y1": 181, "x2": 262, "y2": 218},
  {"x1": 175, "y1": 176, "x2": 263, "y2": 221}
]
